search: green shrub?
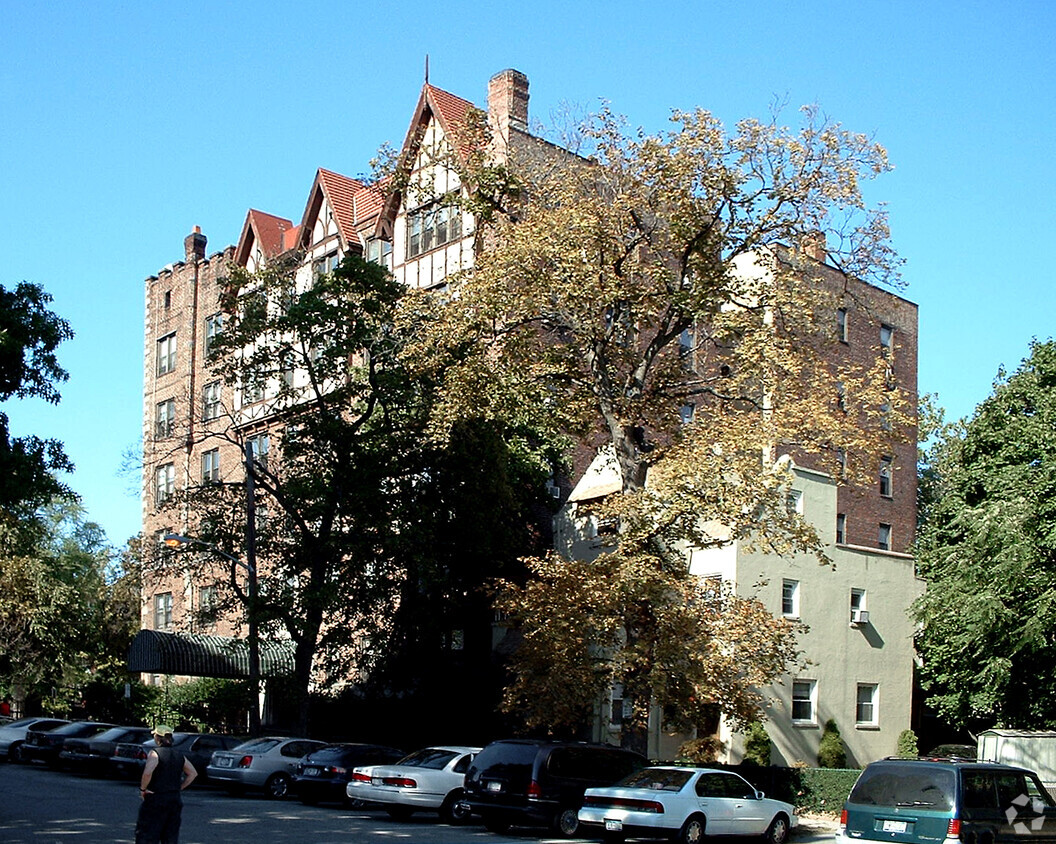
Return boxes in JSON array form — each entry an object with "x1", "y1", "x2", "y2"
[
  {"x1": 817, "y1": 719, "x2": 847, "y2": 768},
  {"x1": 897, "y1": 729, "x2": 918, "y2": 758},
  {"x1": 743, "y1": 721, "x2": 771, "y2": 766}
]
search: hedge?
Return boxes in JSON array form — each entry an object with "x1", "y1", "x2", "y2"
[{"x1": 724, "y1": 765, "x2": 861, "y2": 815}]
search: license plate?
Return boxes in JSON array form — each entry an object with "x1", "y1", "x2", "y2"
[
  {"x1": 487, "y1": 781, "x2": 502, "y2": 792},
  {"x1": 304, "y1": 767, "x2": 321, "y2": 777},
  {"x1": 606, "y1": 819, "x2": 624, "y2": 832},
  {"x1": 216, "y1": 757, "x2": 233, "y2": 768},
  {"x1": 882, "y1": 820, "x2": 908, "y2": 833}
]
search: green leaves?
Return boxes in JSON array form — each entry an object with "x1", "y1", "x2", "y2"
[{"x1": 915, "y1": 340, "x2": 1056, "y2": 728}]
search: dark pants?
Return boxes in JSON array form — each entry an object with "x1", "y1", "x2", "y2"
[{"x1": 135, "y1": 791, "x2": 183, "y2": 844}]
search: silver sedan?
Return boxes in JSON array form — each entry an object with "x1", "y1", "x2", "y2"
[{"x1": 207, "y1": 736, "x2": 325, "y2": 798}]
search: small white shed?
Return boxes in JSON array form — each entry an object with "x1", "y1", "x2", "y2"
[{"x1": 978, "y1": 729, "x2": 1056, "y2": 789}]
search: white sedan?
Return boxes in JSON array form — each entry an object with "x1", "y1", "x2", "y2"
[
  {"x1": 347, "y1": 745, "x2": 481, "y2": 823},
  {"x1": 578, "y1": 766, "x2": 798, "y2": 844}
]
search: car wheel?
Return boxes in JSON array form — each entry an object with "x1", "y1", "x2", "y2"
[
  {"x1": 440, "y1": 790, "x2": 472, "y2": 824},
  {"x1": 764, "y1": 814, "x2": 790, "y2": 844},
  {"x1": 553, "y1": 806, "x2": 580, "y2": 838},
  {"x1": 265, "y1": 773, "x2": 290, "y2": 799},
  {"x1": 678, "y1": 814, "x2": 706, "y2": 844},
  {"x1": 385, "y1": 805, "x2": 414, "y2": 820},
  {"x1": 484, "y1": 816, "x2": 512, "y2": 834},
  {"x1": 9, "y1": 742, "x2": 26, "y2": 763}
]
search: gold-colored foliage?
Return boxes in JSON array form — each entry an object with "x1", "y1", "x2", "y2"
[{"x1": 399, "y1": 101, "x2": 907, "y2": 733}]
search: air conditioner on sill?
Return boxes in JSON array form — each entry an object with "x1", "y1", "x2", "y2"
[{"x1": 850, "y1": 608, "x2": 870, "y2": 626}]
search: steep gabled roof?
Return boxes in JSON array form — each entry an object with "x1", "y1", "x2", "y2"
[
  {"x1": 296, "y1": 168, "x2": 365, "y2": 253},
  {"x1": 234, "y1": 209, "x2": 295, "y2": 266},
  {"x1": 376, "y1": 82, "x2": 479, "y2": 234}
]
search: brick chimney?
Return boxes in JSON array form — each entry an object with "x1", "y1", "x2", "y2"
[
  {"x1": 184, "y1": 226, "x2": 207, "y2": 262},
  {"x1": 488, "y1": 69, "x2": 529, "y2": 140},
  {"x1": 800, "y1": 230, "x2": 827, "y2": 263}
]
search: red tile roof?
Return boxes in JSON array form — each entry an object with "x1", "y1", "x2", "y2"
[{"x1": 234, "y1": 209, "x2": 294, "y2": 266}]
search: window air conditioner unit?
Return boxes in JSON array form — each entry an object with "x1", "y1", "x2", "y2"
[{"x1": 850, "y1": 609, "x2": 870, "y2": 626}]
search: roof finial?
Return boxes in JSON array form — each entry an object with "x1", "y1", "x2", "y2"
[{"x1": 424, "y1": 54, "x2": 429, "y2": 84}]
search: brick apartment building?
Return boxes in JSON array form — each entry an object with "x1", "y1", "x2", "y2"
[{"x1": 140, "y1": 69, "x2": 919, "y2": 757}]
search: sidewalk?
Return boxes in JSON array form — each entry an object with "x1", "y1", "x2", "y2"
[{"x1": 796, "y1": 812, "x2": 840, "y2": 836}]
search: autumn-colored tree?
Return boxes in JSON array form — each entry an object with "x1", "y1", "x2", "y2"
[{"x1": 399, "y1": 104, "x2": 909, "y2": 739}]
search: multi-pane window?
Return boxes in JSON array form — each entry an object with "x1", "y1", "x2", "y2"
[
  {"x1": 199, "y1": 586, "x2": 218, "y2": 623},
  {"x1": 880, "y1": 457, "x2": 893, "y2": 497},
  {"x1": 782, "y1": 579, "x2": 800, "y2": 618},
  {"x1": 246, "y1": 433, "x2": 269, "y2": 470},
  {"x1": 836, "y1": 513, "x2": 847, "y2": 544},
  {"x1": 837, "y1": 308, "x2": 848, "y2": 342},
  {"x1": 878, "y1": 523, "x2": 892, "y2": 551},
  {"x1": 679, "y1": 403, "x2": 695, "y2": 424},
  {"x1": 836, "y1": 448, "x2": 847, "y2": 478},
  {"x1": 155, "y1": 463, "x2": 175, "y2": 505},
  {"x1": 792, "y1": 679, "x2": 816, "y2": 724},
  {"x1": 242, "y1": 374, "x2": 264, "y2": 405},
  {"x1": 856, "y1": 683, "x2": 878, "y2": 725},
  {"x1": 313, "y1": 251, "x2": 340, "y2": 277},
  {"x1": 202, "y1": 381, "x2": 221, "y2": 420},
  {"x1": 406, "y1": 201, "x2": 462, "y2": 259},
  {"x1": 880, "y1": 324, "x2": 894, "y2": 356},
  {"x1": 155, "y1": 399, "x2": 176, "y2": 438},
  {"x1": 366, "y1": 238, "x2": 392, "y2": 268},
  {"x1": 153, "y1": 592, "x2": 173, "y2": 630},
  {"x1": 156, "y1": 333, "x2": 177, "y2": 375},
  {"x1": 204, "y1": 313, "x2": 223, "y2": 358},
  {"x1": 786, "y1": 489, "x2": 804, "y2": 514},
  {"x1": 201, "y1": 449, "x2": 220, "y2": 484},
  {"x1": 280, "y1": 352, "x2": 295, "y2": 388}
]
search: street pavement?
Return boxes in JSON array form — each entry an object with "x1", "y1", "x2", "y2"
[{"x1": 0, "y1": 759, "x2": 838, "y2": 844}]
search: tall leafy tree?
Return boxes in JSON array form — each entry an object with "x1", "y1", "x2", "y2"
[
  {"x1": 174, "y1": 255, "x2": 552, "y2": 736},
  {"x1": 914, "y1": 339, "x2": 1056, "y2": 729},
  {"x1": 0, "y1": 282, "x2": 74, "y2": 516},
  {"x1": 0, "y1": 500, "x2": 135, "y2": 713},
  {"x1": 400, "y1": 105, "x2": 909, "y2": 739}
]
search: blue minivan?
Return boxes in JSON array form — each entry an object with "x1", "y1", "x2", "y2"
[{"x1": 838, "y1": 758, "x2": 1056, "y2": 844}]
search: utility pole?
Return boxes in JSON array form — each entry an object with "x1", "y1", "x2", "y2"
[{"x1": 245, "y1": 439, "x2": 261, "y2": 737}]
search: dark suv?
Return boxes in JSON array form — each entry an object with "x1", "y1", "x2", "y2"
[
  {"x1": 838, "y1": 757, "x2": 1056, "y2": 844},
  {"x1": 462, "y1": 739, "x2": 647, "y2": 837}
]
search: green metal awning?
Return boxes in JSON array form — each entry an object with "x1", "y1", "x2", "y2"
[{"x1": 128, "y1": 630, "x2": 295, "y2": 679}]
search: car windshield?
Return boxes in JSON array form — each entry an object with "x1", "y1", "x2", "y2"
[
  {"x1": 232, "y1": 738, "x2": 281, "y2": 753},
  {"x1": 397, "y1": 748, "x2": 459, "y2": 769},
  {"x1": 618, "y1": 769, "x2": 693, "y2": 791},
  {"x1": 849, "y1": 765, "x2": 956, "y2": 810}
]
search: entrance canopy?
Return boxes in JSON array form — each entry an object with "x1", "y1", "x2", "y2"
[{"x1": 128, "y1": 630, "x2": 295, "y2": 679}]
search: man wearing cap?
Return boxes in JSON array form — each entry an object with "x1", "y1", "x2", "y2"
[{"x1": 135, "y1": 725, "x2": 197, "y2": 844}]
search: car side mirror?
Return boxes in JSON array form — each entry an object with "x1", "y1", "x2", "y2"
[{"x1": 755, "y1": 789, "x2": 766, "y2": 800}]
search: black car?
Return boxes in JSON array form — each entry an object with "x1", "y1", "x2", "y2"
[
  {"x1": 110, "y1": 732, "x2": 242, "y2": 781},
  {"x1": 59, "y1": 726, "x2": 153, "y2": 775},
  {"x1": 23, "y1": 721, "x2": 115, "y2": 767},
  {"x1": 462, "y1": 739, "x2": 647, "y2": 837},
  {"x1": 292, "y1": 743, "x2": 405, "y2": 805}
]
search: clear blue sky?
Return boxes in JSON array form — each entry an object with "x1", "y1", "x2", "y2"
[{"x1": 2, "y1": 1, "x2": 1053, "y2": 546}]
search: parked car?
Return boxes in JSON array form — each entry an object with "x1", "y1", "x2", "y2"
[
  {"x1": 0, "y1": 717, "x2": 69, "y2": 763},
  {"x1": 23, "y1": 721, "x2": 115, "y2": 767},
  {"x1": 837, "y1": 757, "x2": 1056, "y2": 844},
  {"x1": 347, "y1": 745, "x2": 481, "y2": 822},
  {"x1": 59, "y1": 726, "x2": 153, "y2": 776},
  {"x1": 110, "y1": 732, "x2": 242, "y2": 782},
  {"x1": 926, "y1": 743, "x2": 977, "y2": 759},
  {"x1": 578, "y1": 766, "x2": 798, "y2": 844},
  {"x1": 292, "y1": 743, "x2": 404, "y2": 805},
  {"x1": 207, "y1": 736, "x2": 325, "y2": 798},
  {"x1": 462, "y1": 739, "x2": 647, "y2": 837}
]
